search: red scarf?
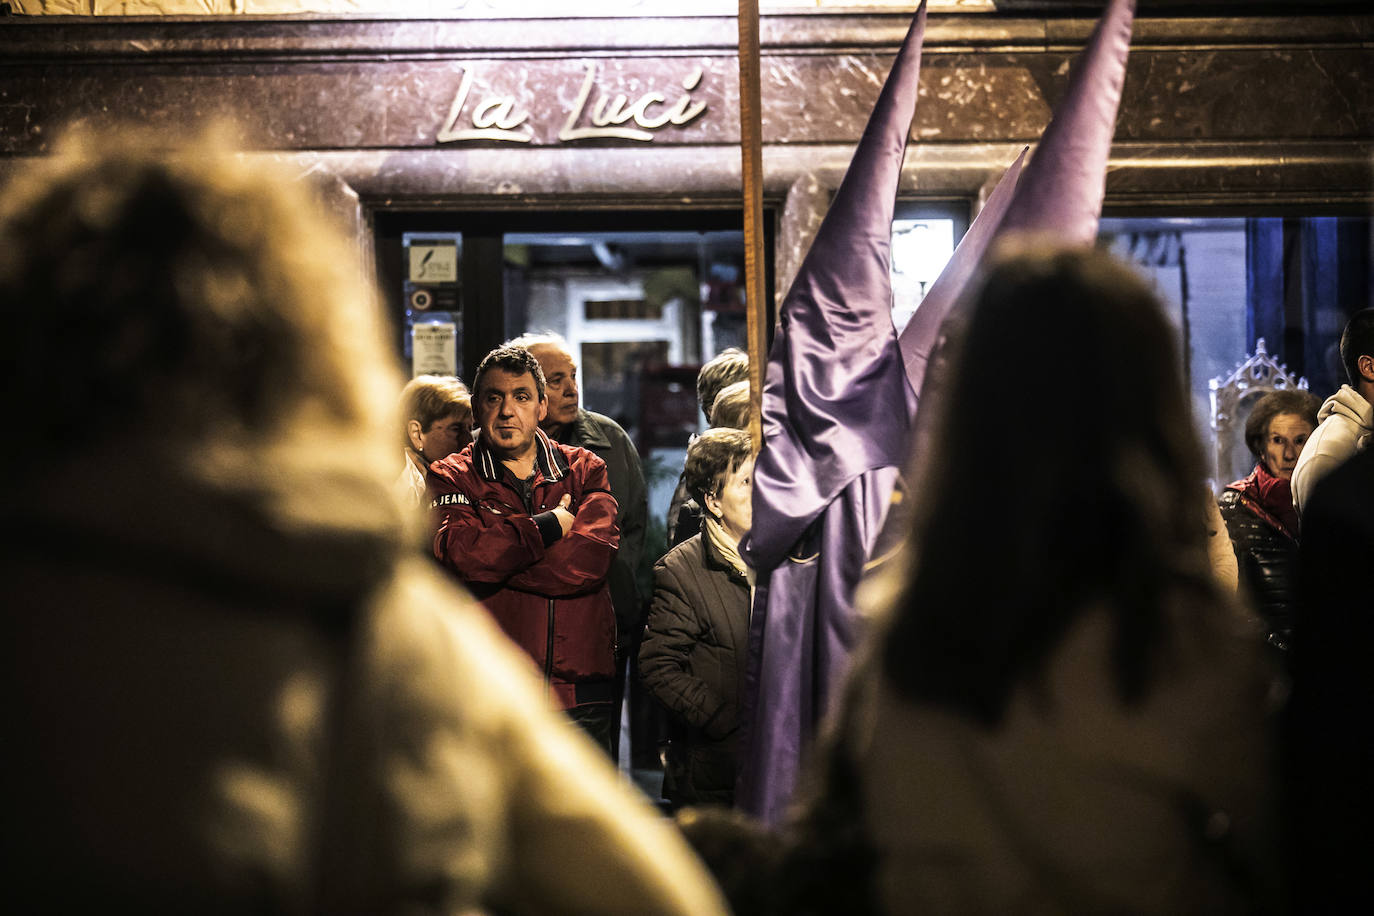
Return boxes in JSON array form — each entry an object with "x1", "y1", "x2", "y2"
[{"x1": 1228, "y1": 462, "x2": 1300, "y2": 540}]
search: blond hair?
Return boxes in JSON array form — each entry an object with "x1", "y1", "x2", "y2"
[
  {"x1": 697, "y1": 348, "x2": 749, "y2": 423},
  {"x1": 709, "y1": 380, "x2": 752, "y2": 431},
  {"x1": 399, "y1": 376, "x2": 472, "y2": 448}
]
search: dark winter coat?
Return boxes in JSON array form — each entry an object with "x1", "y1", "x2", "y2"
[
  {"x1": 1218, "y1": 465, "x2": 1300, "y2": 651},
  {"x1": 666, "y1": 468, "x2": 702, "y2": 549},
  {"x1": 639, "y1": 532, "x2": 750, "y2": 806},
  {"x1": 430, "y1": 429, "x2": 620, "y2": 709}
]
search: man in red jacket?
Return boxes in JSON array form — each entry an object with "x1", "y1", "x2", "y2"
[{"x1": 430, "y1": 345, "x2": 621, "y2": 754}]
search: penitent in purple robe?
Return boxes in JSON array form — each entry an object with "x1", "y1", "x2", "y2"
[
  {"x1": 736, "y1": 2, "x2": 927, "y2": 826},
  {"x1": 737, "y1": 0, "x2": 1138, "y2": 824}
]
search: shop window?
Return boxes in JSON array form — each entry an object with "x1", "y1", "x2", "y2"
[
  {"x1": 891, "y1": 217, "x2": 957, "y2": 332},
  {"x1": 502, "y1": 228, "x2": 748, "y2": 543},
  {"x1": 890, "y1": 200, "x2": 969, "y2": 333},
  {"x1": 1098, "y1": 215, "x2": 1373, "y2": 489}
]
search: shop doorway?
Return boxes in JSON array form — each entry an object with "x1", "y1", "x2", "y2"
[{"x1": 374, "y1": 208, "x2": 773, "y2": 556}]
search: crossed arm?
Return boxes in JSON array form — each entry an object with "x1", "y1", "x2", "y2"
[{"x1": 431, "y1": 464, "x2": 620, "y2": 596}]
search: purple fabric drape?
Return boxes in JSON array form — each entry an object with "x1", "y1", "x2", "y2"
[
  {"x1": 738, "y1": 467, "x2": 900, "y2": 825},
  {"x1": 735, "y1": 0, "x2": 1136, "y2": 826},
  {"x1": 736, "y1": 3, "x2": 927, "y2": 824},
  {"x1": 900, "y1": 0, "x2": 1136, "y2": 401},
  {"x1": 900, "y1": 0, "x2": 1136, "y2": 426},
  {"x1": 875, "y1": 0, "x2": 1140, "y2": 653},
  {"x1": 899, "y1": 147, "x2": 1026, "y2": 400},
  {"x1": 997, "y1": 0, "x2": 1136, "y2": 243}
]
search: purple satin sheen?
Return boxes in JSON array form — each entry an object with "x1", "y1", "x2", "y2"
[
  {"x1": 736, "y1": 2, "x2": 927, "y2": 825},
  {"x1": 899, "y1": 146, "x2": 1026, "y2": 399},
  {"x1": 736, "y1": 467, "x2": 900, "y2": 824},
  {"x1": 743, "y1": 1, "x2": 924, "y2": 573},
  {"x1": 997, "y1": 0, "x2": 1136, "y2": 243}
]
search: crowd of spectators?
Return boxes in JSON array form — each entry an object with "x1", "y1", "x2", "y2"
[{"x1": 5, "y1": 127, "x2": 1369, "y2": 914}]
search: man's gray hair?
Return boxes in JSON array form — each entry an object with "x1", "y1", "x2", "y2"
[{"x1": 506, "y1": 331, "x2": 571, "y2": 357}]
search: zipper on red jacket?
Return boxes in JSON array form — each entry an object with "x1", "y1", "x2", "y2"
[
  {"x1": 513, "y1": 470, "x2": 557, "y2": 692},
  {"x1": 545, "y1": 599, "x2": 555, "y2": 687}
]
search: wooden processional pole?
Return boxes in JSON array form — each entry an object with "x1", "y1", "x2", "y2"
[{"x1": 737, "y1": 0, "x2": 767, "y2": 450}]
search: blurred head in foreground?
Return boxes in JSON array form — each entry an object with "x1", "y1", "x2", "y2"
[
  {"x1": 882, "y1": 240, "x2": 1219, "y2": 725},
  {"x1": 0, "y1": 124, "x2": 399, "y2": 503},
  {"x1": 0, "y1": 126, "x2": 730, "y2": 915}
]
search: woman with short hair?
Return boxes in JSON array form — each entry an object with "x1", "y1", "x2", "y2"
[
  {"x1": 395, "y1": 374, "x2": 472, "y2": 509},
  {"x1": 1218, "y1": 388, "x2": 1322, "y2": 652},
  {"x1": 640, "y1": 427, "x2": 753, "y2": 809}
]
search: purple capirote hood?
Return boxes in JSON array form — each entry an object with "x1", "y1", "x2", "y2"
[
  {"x1": 899, "y1": 0, "x2": 1137, "y2": 404},
  {"x1": 741, "y1": 0, "x2": 926, "y2": 575},
  {"x1": 996, "y1": 0, "x2": 1136, "y2": 243},
  {"x1": 734, "y1": 0, "x2": 928, "y2": 827},
  {"x1": 898, "y1": 146, "x2": 1027, "y2": 402}
]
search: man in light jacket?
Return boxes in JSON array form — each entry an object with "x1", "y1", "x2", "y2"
[{"x1": 1292, "y1": 308, "x2": 1374, "y2": 520}]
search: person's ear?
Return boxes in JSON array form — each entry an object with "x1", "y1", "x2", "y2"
[
  {"x1": 702, "y1": 489, "x2": 722, "y2": 520},
  {"x1": 1358, "y1": 354, "x2": 1374, "y2": 383},
  {"x1": 537, "y1": 398, "x2": 548, "y2": 423},
  {"x1": 407, "y1": 419, "x2": 425, "y2": 451}
]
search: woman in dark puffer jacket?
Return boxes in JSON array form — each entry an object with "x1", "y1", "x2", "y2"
[
  {"x1": 640, "y1": 428, "x2": 753, "y2": 809},
  {"x1": 1219, "y1": 388, "x2": 1322, "y2": 653}
]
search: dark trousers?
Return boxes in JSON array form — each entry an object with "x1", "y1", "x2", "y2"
[
  {"x1": 611, "y1": 646, "x2": 629, "y2": 765},
  {"x1": 627, "y1": 638, "x2": 670, "y2": 770},
  {"x1": 567, "y1": 700, "x2": 618, "y2": 758}
]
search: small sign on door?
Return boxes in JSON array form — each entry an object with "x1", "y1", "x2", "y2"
[
  {"x1": 409, "y1": 243, "x2": 459, "y2": 284},
  {"x1": 412, "y1": 321, "x2": 458, "y2": 377}
]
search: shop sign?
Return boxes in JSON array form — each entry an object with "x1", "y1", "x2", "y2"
[
  {"x1": 437, "y1": 61, "x2": 709, "y2": 144},
  {"x1": 409, "y1": 242, "x2": 459, "y2": 283}
]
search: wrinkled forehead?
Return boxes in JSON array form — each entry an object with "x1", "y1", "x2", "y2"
[
  {"x1": 479, "y1": 368, "x2": 541, "y2": 399},
  {"x1": 1268, "y1": 412, "x2": 1313, "y2": 435},
  {"x1": 529, "y1": 343, "x2": 576, "y2": 373}
]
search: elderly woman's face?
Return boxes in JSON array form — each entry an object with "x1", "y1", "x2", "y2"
[
  {"x1": 1262, "y1": 412, "x2": 1313, "y2": 480},
  {"x1": 707, "y1": 455, "x2": 754, "y2": 544},
  {"x1": 418, "y1": 408, "x2": 473, "y2": 464}
]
